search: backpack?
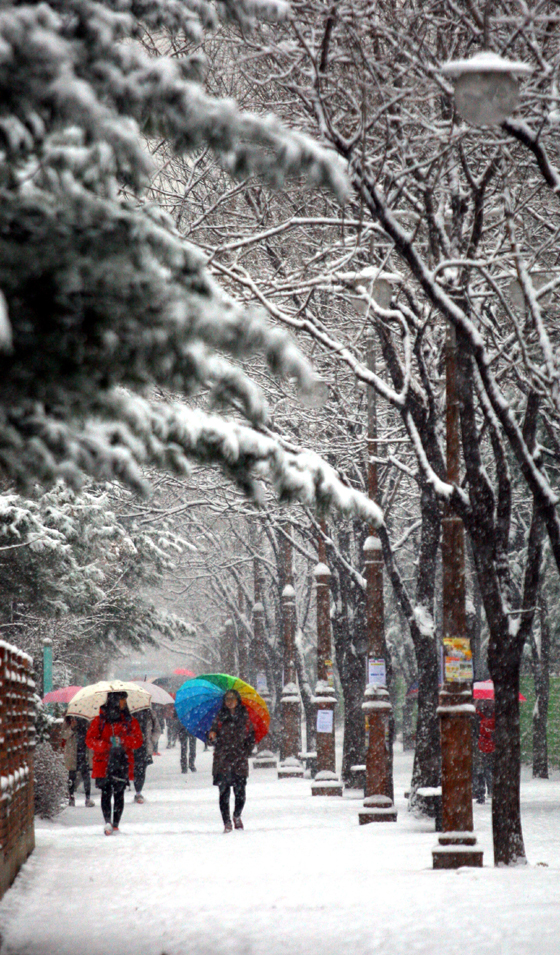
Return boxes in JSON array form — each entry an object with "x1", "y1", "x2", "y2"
[{"x1": 107, "y1": 741, "x2": 129, "y2": 784}]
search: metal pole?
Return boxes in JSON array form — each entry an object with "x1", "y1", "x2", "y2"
[
  {"x1": 278, "y1": 528, "x2": 304, "y2": 778},
  {"x1": 432, "y1": 325, "x2": 483, "y2": 868},
  {"x1": 312, "y1": 522, "x2": 343, "y2": 796},
  {"x1": 359, "y1": 334, "x2": 397, "y2": 824},
  {"x1": 42, "y1": 638, "x2": 53, "y2": 697}
]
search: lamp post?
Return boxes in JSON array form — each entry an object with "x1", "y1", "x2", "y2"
[
  {"x1": 430, "y1": 43, "x2": 531, "y2": 870},
  {"x1": 311, "y1": 522, "x2": 343, "y2": 796},
  {"x1": 278, "y1": 529, "x2": 304, "y2": 779},
  {"x1": 252, "y1": 556, "x2": 277, "y2": 769},
  {"x1": 358, "y1": 329, "x2": 397, "y2": 824},
  {"x1": 432, "y1": 326, "x2": 482, "y2": 869},
  {"x1": 441, "y1": 51, "x2": 531, "y2": 126}
]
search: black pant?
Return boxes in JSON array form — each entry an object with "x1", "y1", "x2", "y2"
[
  {"x1": 100, "y1": 781, "x2": 126, "y2": 827},
  {"x1": 474, "y1": 752, "x2": 494, "y2": 802},
  {"x1": 68, "y1": 761, "x2": 91, "y2": 799},
  {"x1": 134, "y1": 748, "x2": 148, "y2": 794},
  {"x1": 218, "y1": 777, "x2": 246, "y2": 824},
  {"x1": 180, "y1": 733, "x2": 197, "y2": 773}
]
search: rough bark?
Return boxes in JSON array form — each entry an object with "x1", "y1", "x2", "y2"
[
  {"x1": 329, "y1": 526, "x2": 367, "y2": 786},
  {"x1": 532, "y1": 594, "x2": 550, "y2": 779}
]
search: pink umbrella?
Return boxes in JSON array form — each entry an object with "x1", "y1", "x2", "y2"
[
  {"x1": 473, "y1": 680, "x2": 527, "y2": 702},
  {"x1": 173, "y1": 668, "x2": 196, "y2": 677},
  {"x1": 42, "y1": 685, "x2": 82, "y2": 704}
]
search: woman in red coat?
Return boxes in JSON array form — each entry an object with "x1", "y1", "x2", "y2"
[{"x1": 86, "y1": 691, "x2": 142, "y2": 835}]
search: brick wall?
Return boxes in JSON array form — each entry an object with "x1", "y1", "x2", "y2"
[{"x1": 0, "y1": 641, "x2": 35, "y2": 900}]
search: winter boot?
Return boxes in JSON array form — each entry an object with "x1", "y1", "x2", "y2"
[
  {"x1": 134, "y1": 793, "x2": 145, "y2": 804},
  {"x1": 223, "y1": 820, "x2": 233, "y2": 833},
  {"x1": 104, "y1": 822, "x2": 113, "y2": 836},
  {"x1": 85, "y1": 798, "x2": 95, "y2": 807},
  {"x1": 68, "y1": 796, "x2": 75, "y2": 807},
  {"x1": 233, "y1": 817, "x2": 244, "y2": 830}
]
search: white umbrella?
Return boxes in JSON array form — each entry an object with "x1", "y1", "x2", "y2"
[
  {"x1": 67, "y1": 680, "x2": 151, "y2": 720},
  {"x1": 130, "y1": 680, "x2": 175, "y2": 706}
]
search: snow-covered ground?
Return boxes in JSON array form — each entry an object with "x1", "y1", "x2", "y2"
[{"x1": 1, "y1": 741, "x2": 560, "y2": 955}]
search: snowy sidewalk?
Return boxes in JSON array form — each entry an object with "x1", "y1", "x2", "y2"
[{"x1": 1, "y1": 745, "x2": 560, "y2": 955}]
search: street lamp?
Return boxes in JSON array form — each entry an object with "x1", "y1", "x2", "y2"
[
  {"x1": 311, "y1": 522, "x2": 343, "y2": 797},
  {"x1": 278, "y1": 530, "x2": 305, "y2": 779},
  {"x1": 431, "y1": 325, "x2": 483, "y2": 869},
  {"x1": 344, "y1": 272, "x2": 398, "y2": 823},
  {"x1": 427, "y1": 46, "x2": 532, "y2": 869},
  {"x1": 441, "y1": 51, "x2": 532, "y2": 126}
]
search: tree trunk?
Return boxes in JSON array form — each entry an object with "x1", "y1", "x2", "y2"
[
  {"x1": 410, "y1": 634, "x2": 441, "y2": 798},
  {"x1": 491, "y1": 665, "x2": 526, "y2": 865},
  {"x1": 339, "y1": 642, "x2": 366, "y2": 785},
  {"x1": 532, "y1": 595, "x2": 550, "y2": 778}
]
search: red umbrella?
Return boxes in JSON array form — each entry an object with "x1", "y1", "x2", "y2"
[
  {"x1": 473, "y1": 680, "x2": 527, "y2": 702},
  {"x1": 153, "y1": 670, "x2": 196, "y2": 696},
  {"x1": 43, "y1": 685, "x2": 82, "y2": 704}
]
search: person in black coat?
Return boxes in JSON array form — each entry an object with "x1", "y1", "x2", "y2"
[{"x1": 207, "y1": 689, "x2": 255, "y2": 832}]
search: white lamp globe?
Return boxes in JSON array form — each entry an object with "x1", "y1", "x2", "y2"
[{"x1": 441, "y1": 52, "x2": 532, "y2": 126}]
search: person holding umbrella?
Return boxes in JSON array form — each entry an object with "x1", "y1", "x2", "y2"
[
  {"x1": 86, "y1": 691, "x2": 142, "y2": 835},
  {"x1": 133, "y1": 705, "x2": 162, "y2": 803},
  {"x1": 61, "y1": 715, "x2": 94, "y2": 808},
  {"x1": 208, "y1": 689, "x2": 255, "y2": 833}
]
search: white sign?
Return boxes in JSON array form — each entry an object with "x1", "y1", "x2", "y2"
[
  {"x1": 316, "y1": 709, "x2": 334, "y2": 733},
  {"x1": 368, "y1": 658, "x2": 386, "y2": 686},
  {"x1": 256, "y1": 672, "x2": 268, "y2": 694}
]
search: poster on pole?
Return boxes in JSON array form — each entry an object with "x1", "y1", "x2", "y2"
[
  {"x1": 325, "y1": 659, "x2": 334, "y2": 688},
  {"x1": 443, "y1": 637, "x2": 473, "y2": 682},
  {"x1": 256, "y1": 671, "x2": 268, "y2": 694},
  {"x1": 317, "y1": 709, "x2": 334, "y2": 733},
  {"x1": 368, "y1": 657, "x2": 386, "y2": 686}
]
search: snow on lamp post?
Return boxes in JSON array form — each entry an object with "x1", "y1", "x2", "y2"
[
  {"x1": 278, "y1": 530, "x2": 304, "y2": 779},
  {"x1": 441, "y1": 52, "x2": 532, "y2": 126},
  {"x1": 311, "y1": 522, "x2": 343, "y2": 797}
]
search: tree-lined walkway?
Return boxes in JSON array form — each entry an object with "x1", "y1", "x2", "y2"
[{"x1": 1, "y1": 747, "x2": 560, "y2": 955}]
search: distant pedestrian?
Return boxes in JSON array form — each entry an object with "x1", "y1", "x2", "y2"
[
  {"x1": 166, "y1": 706, "x2": 180, "y2": 748},
  {"x1": 133, "y1": 706, "x2": 162, "y2": 803},
  {"x1": 474, "y1": 700, "x2": 495, "y2": 804},
  {"x1": 62, "y1": 715, "x2": 95, "y2": 807},
  {"x1": 207, "y1": 689, "x2": 255, "y2": 833},
  {"x1": 152, "y1": 704, "x2": 164, "y2": 754},
  {"x1": 86, "y1": 691, "x2": 142, "y2": 835},
  {"x1": 179, "y1": 724, "x2": 197, "y2": 774}
]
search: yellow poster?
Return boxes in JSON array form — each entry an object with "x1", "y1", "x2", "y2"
[{"x1": 443, "y1": 637, "x2": 473, "y2": 682}]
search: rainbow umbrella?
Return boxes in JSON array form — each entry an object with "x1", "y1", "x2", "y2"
[{"x1": 175, "y1": 674, "x2": 270, "y2": 743}]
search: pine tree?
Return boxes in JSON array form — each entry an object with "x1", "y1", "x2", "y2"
[{"x1": 0, "y1": 0, "x2": 379, "y2": 525}]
